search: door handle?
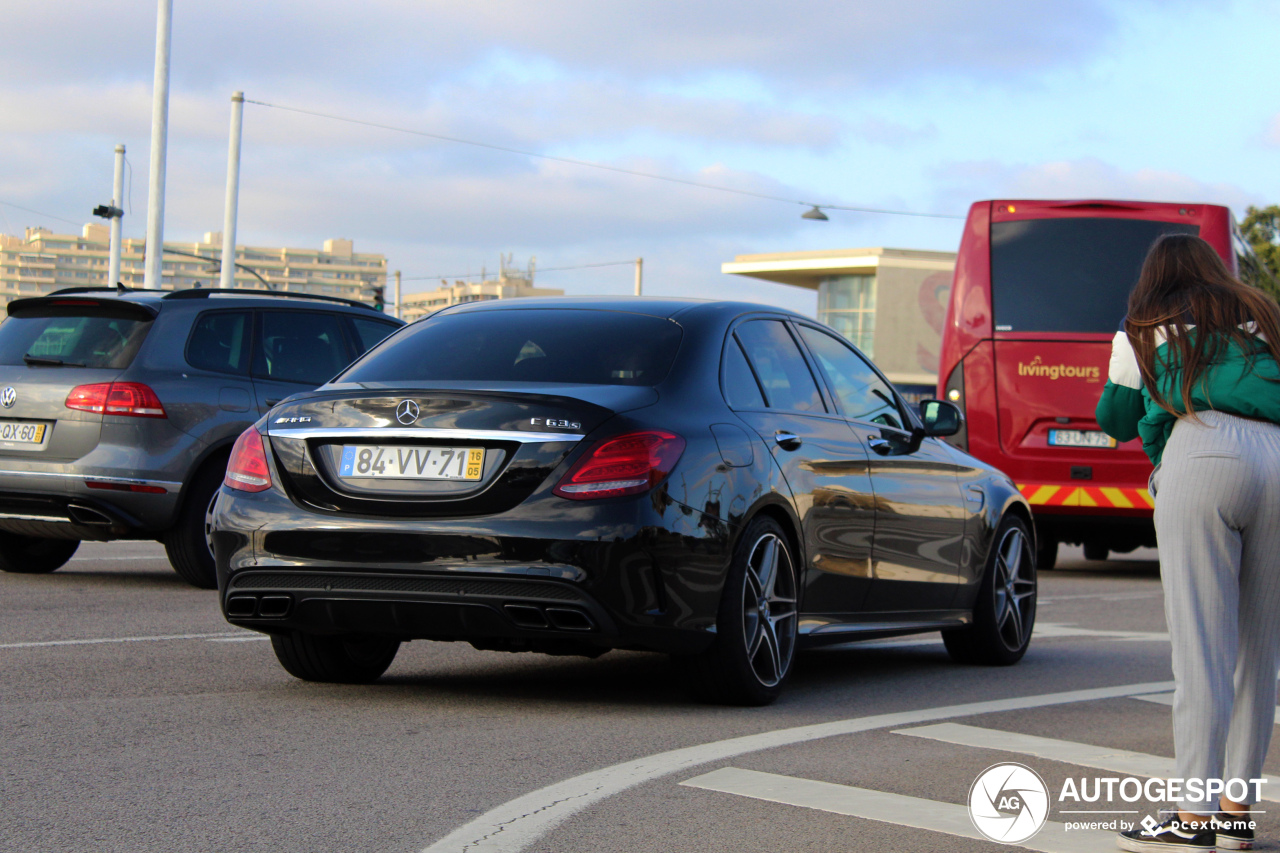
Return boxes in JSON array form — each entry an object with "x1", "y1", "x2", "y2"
[
  {"x1": 774, "y1": 431, "x2": 802, "y2": 450},
  {"x1": 868, "y1": 437, "x2": 893, "y2": 455}
]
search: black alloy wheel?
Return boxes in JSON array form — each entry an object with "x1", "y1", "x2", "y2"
[
  {"x1": 944, "y1": 515, "x2": 1036, "y2": 666},
  {"x1": 0, "y1": 532, "x2": 80, "y2": 574},
  {"x1": 675, "y1": 516, "x2": 799, "y2": 706},
  {"x1": 163, "y1": 463, "x2": 224, "y2": 589},
  {"x1": 270, "y1": 632, "x2": 401, "y2": 684}
]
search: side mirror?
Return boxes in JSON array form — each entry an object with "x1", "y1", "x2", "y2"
[{"x1": 919, "y1": 398, "x2": 963, "y2": 437}]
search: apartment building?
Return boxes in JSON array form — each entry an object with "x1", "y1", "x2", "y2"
[
  {"x1": 399, "y1": 257, "x2": 563, "y2": 322},
  {"x1": 0, "y1": 224, "x2": 387, "y2": 306}
]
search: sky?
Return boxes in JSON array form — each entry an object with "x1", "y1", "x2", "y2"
[{"x1": 0, "y1": 0, "x2": 1277, "y2": 317}]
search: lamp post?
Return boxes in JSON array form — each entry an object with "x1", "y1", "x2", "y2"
[
  {"x1": 219, "y1": 92, "x2": 245, "y2": 289},
  {"x1": 142, "y1": 0, "x2": 173, "y2": 290}
]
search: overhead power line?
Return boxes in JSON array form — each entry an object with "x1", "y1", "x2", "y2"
[
  {"x1": 0, "y1": 200, "x2": 82, "y2": 227},
  {"x1": 402, "y1": 259, "x2": 634, "y2": 283},
  {"x1": 243, "y1": 98, "x2": 962, "y2": 221}
]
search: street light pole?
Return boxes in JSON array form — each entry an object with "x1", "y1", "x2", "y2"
[
  {"x1": 142, "y1": 0, "x2": 173, "y2": 290},
  {"x1": 219, "y1": 91, "x2": 245, "y2": 290},
  {"x1": 634, "y1": 257, "x2": 643, "y2": 296},
  {"x1": 108, "y1": 145, "x2": 125, "y2": 288},
  {"x1": 394, "y1": 270, "x2": 402, "y2": 319}
]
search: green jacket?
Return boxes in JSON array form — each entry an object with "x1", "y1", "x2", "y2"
[{"x1": 1095, "y1": 329, "x2": 1280, "y2": 465}]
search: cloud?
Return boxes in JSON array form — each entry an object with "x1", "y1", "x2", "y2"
[
  {"x1": 1265, "y1": 114, "x2": 1280, "y2": 146},
  {"x1": 935, "y1": 157, "x2": 1260, "y2": 212}
]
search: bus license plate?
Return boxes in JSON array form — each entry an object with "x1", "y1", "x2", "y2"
[
  {"x1": 0, "y1": 420, "x2": 48, "y2": 448},
  {"x1": 338, "y1": 445, "x2": 484, "y2": 480},
  {"x1": 1048, "y1": 429, "x2": 1116, "y2": 448}
]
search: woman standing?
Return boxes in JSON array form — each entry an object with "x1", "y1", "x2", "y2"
[{"x1": 1097, "y1": 234, "x2": 1280, "y2": 852}]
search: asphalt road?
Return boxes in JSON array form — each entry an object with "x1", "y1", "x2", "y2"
[{"x1": 3, "y1": 542, "x2": 1276, "y2": 853}]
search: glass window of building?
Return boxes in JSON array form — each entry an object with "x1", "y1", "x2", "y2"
[{"x1": 817, "y1": 274, "x2": 876, "y2": 357}]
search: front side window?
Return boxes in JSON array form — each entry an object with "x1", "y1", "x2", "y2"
[
  {"x1": 734, "y1": 319, "x2": 825, "y2": 413},
  {"x1": 798, "y1": 325, "x2": 903, "y2": 428},
  {"x1": 186, "y1": 311, "x2": 250, "y2": 375},
  {"x1": 254, "y1": 311, "x2": 352, "y2": 386}
]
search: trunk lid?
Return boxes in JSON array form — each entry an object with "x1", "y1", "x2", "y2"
[{"x1": 264, "y1": 383, "x2": 657, "y2": 517}]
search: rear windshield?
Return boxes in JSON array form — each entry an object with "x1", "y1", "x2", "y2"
[
  {"x1": 991, "y1": 217, "x2": 1199, "y2": 333},
  {"x1": 0, "y1": 313, "x2": 152, "y2": 369},
  {"x1": 340, "y1": 309, "x2": 683, "y2": 386}
]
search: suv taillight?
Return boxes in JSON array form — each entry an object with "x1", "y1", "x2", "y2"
[
  {"x1": 65, "y1": 382, "x2": 166, "y2": 418},
  {"x1": 553, "y1": 430, "x2": 685, "y2": 500},
  {"x1": 225, "y1": 427, "x2": 272, "y2": 493}
]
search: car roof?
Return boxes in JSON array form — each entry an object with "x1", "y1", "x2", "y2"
[
  {"x1": 11, "y1": 287, "x2": 399, "y2": 319},
  {"x1": 434, "y1": 296, "x2": 808, "y2": 322}
]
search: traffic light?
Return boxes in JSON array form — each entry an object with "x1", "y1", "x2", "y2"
[{"x1": 371, "y1": 286, "x2": 385, "y2": 312}]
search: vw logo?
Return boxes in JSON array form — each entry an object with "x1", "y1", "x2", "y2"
[
  {"x1": 395, "y1": 400, "x2": 420, "y2": 425},
  {"x1": 0, "y1": 387, "x2": 15, "y2": 408}
]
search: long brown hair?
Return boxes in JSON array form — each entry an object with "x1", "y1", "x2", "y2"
[{"x1": 1125, "y1": 233, "x2": 1280, "y2": 417}]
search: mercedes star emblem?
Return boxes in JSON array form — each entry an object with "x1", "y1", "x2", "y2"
[
  {"x1": 395, "y1": 399, "x2": 420, "y2": 425},
  {"x1": 0, "y1": 387, "x2": 16, "y2": 408}
]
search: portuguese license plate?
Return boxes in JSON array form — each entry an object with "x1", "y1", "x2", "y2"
[
  {"x1": 338, "y1": 445, "x2": 484, "y2": 480},
  {"x1": 0, "y1": 420, "x2": 48, "y2": 448},
  {"x1": 1048, "y1": 429, "x2": 1116, "y2": 448}
]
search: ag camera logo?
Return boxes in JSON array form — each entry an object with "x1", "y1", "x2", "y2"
[{"x1": 968, "y1": 762, "x2": 1050, "y2": 844}]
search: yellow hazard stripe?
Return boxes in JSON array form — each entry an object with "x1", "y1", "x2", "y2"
[{"x1": 1017, "y1": 483, "x2": 1153, "y2": 509}]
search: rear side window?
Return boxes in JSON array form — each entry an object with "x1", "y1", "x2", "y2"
[
  {"x1": 734, "y1": 320, "x2": 825, "y2": 413},
  {"x1": 186, "y1": 311, "x2": 250, "y2": 375},
  {"x1": 0, "y1": 313, "x2": 151, "y2": 369},
  {"x1": 340, "y1": 309, "x2": 683, "y2": 386},
  {"x1": 991, "y1": 217, "x2": 1199, "y2": 333},
  {"x1": 349, "y1": 317, "x2": 400, "y2": 356},
  {"x1": 798, "y1": 325, "x2": 903, "y2": 428},
  {"x1": 254, "y1": 311, "x2": 352, "y2": 386},
  {"x1": 721, "y1": 337, "x2": 766, "y2": 409}
]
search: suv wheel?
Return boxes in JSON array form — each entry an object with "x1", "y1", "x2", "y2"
[
  {"x1": 944, "y1": 515, "x2": 1036, "y2": 666},
  {"x1": 163, "y1": 463, "x2": 224, "y2": 589},
  {"x1": 270, "y1": 632, "x2": 401, "y2": 683},
  {"x1": 674, "y1": 516, "x2": 799, "y2": 706},
  {"x1": 0, "y1": 532, "x2": 80, "y2": 574}
]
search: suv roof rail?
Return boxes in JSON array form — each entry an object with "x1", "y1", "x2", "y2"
[
  {"x1": 50, "y1": 285, "x2": 170, "y2": 297},
  {"x1": 161, "y1": 288, "x2": 380, "y2": 312}
]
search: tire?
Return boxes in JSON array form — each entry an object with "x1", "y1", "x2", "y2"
[
  {"x1": 0, "y1": 532, "x2": 80, "y2": 574},
  {"x1": 674, "y1": 516, "x2": 800, "y2": 706},
  {"x1": 1083, "y1": 541, "x2": 1109, "y2": 561},
  {"x1": 270, "y1": 632, "x2": 401, "y2": 684},
  {"x1": 163, "y1": 461, "x2": 225, "y2": 589},
  {"x1": 1036, "y1": 536, "x2": 1058, "y2": 571},
  {"x1": 944, "y1": 515, "x2": 1036, "y2": 666}
]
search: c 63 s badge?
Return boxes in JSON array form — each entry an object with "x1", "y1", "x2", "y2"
[{"x1": 531, "y1": 417, "x2": 581, "y2": 430}]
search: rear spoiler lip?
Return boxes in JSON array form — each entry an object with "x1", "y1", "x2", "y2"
[{"x1": 7, "y1": 296, "x2": 159, "y2": 321}]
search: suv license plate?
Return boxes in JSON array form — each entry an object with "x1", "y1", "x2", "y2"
[
  {"x1": 1048, "y1": 429, "x2": 1116, "y2": 448},
  {"x1": 338, "y1": 445, "x2": 484, "y2": 480},
  {"x1": 0, "y1": 420, "x2": 48, "y2": 448}
]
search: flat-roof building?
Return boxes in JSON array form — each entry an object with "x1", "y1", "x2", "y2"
[
  {"x1": 400, "y1": 256, "x2": 563, "y2": 322},
  {"x1": 722, "y1": 247, "x2": 956, "y2": 396},
  {"x1": 0, "y1": 225, "x2": 386, "y2": 306}
]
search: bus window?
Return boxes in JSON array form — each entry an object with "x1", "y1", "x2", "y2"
[{"x1": 991, "y1": 217, "x2": 1197, "y2": 333}]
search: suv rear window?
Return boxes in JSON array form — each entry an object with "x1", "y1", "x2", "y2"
[
  {"x1": 991, "y1": 217, "x2": 1199, "y2": 333},
  {"x1": 0, "y1": 313, "x2": 151, "y2": 369},
  {"x1": 341, "y1": 309, "x2": 683, "y2": 386}
]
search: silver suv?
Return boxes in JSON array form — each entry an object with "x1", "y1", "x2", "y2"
[{"x1": 0, "y1": 287, "x2": 402, "y2": 587}]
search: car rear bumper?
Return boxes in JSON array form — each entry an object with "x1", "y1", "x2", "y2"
[
  {"x1": 211, "y1": 484, "x2": 732, "y2": 656},
  {"x1": 0, "y1": 469, "x2": 182, "y2": 538}
]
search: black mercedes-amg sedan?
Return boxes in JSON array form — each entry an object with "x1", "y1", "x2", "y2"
[{"x1": 212, "y1": 298, "x2": 1035, "y2": 704}]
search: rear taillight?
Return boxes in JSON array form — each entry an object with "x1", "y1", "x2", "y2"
[
  {"x1": 65, "y1": 382, "x2": 166, "y2": 418},
  {"x1": 553, "y1": 430, "x2": 685, "y2": 500},
  {"x1": 225, "y1": 427, "x2": 272, "y2": 493}
]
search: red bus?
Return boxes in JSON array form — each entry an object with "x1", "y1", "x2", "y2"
[{"x1": 937, "y1": 199, "x2": 1261, "y2": 568}]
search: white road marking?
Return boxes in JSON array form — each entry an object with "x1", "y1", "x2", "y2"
[
  {"x1": 68, "y1": 555, "x2": 170, "y2": 562},
  {"x1": 1132, "y1": 692, "x2": 1280, "y2": 726},
  {"x1": 207, "y1": 635, "x2": 270, "y2": 643},
  {"x1": 0, "y1": 631, "x2": 255, "y2": 649},
  {"x1": 680, "y1": 767, "x2": 1113, "y2": 853},
  {"x1": 1032, "y1": 623, "x2": 1169, "y2": 642},
  {"x1": 418, "y1": 680, "x2": 1174, "y2": 853},
  {"x1": 894, "y1": 722, "x2": 1277, "y2": 802},
  {"x1": 1039, "y1": 591, "x2": 1162, "y2": 605}
]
